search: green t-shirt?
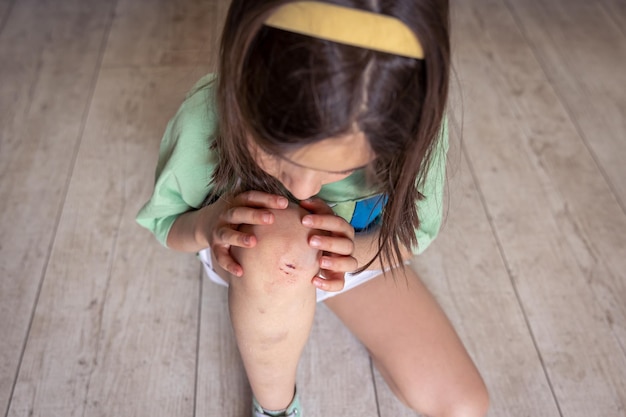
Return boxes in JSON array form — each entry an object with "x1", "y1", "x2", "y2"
[{"x1": 136, "y1": 74, "x2": 448, "y2": 255}]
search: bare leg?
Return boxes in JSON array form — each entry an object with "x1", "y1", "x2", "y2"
[
  {"x1": 228, "y1": 205, "x2": 320, "y2": 411},
  {"x1": 325, "y1": 266, "x2": 489, "y2": 417}
]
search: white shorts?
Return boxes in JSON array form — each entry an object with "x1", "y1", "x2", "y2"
[{"x1": 198, "y1": 248, "x2": 385, "y2": 302}]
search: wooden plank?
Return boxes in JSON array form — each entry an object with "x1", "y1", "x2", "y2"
[
  {"x1": 77, "y1": 68, "x2": 206, "y2": 417},
  {"x1": 452, "y1": 0, "x2": 626, "y2": 415},
  {"x1": 102, "y1": 0, "x2": 227, "y2": 68},
  {"x1": 0, "y1": 0, "x2": 14, "y2": 31},
  {"x1": 503, "y1": 0, "x2": 626, "y2": 209},
  {"x1": 503, "y1": 0, "x2": 626, "y2": 372},
  {"x1": 600, "y1": 0, "x2": 626, "y2": 37},
  {"x1": 195, "y1": 284, "x2": 251, "y2": 417},
  {"x1": 196, "y1": 284, "x2": 379, "y2": 416},
  {"x1": 7, "y1": 67, "x2": 207, "y2": 417},
  {"x1": 297, "y1": 304, "x2": 378, "y2": 416},
  {"x1": 0, "y1": 0, "x2": 115, "y2": 413},
  {"x1": 373, "y1": 136, "x2": 560, "y2": 416}
]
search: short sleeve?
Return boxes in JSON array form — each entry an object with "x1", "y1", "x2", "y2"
[
  {"x1": 413, "y1": 119, "x2": 449, "y2": 255},
  {"x1": 136, "y1": 75, "x2": 218, "y2": 246}
]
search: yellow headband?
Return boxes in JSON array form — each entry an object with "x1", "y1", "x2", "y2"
[{"x1": 264, "y1": 1, "x2": 424, "y2": 59}]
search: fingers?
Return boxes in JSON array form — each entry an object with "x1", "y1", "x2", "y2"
[
  {"x1": 214, "y1": 224, "x2": 257, "y2": 248},
  {"x1": 301, "y1": 208, "x2": 355, "y2": 241},
  {"x1": 217, "y1": 203, "x2": 284, "y2": 249},
  {"x1": 213, "y1": 244, "x2": 243, "y2": 277},
  {"x1": 320, "y1": 254, "x2": 358, "y2": 272},
  {"x1": 314, "y1": 254, "x2": 357, "y2": 293},
  {"x1": 223, "y1": 206, "x2": 276, "y2": 227},
  {"x1": 312, "y1": 270, "x2": 346, "y2": 292},
  {"x1": 235, "y1": 191, "x2": 289, "y2": 209},
  {"x1": 212, "y1": 225, "x2": 257, "y2": 277},
  {"x1": 301, "y1": 199, "x2": 357, "y2": 276},
  {"x1": 219, "y1": 192, "x2": 290, "y2": 236},
  {"x1": 209, "y1": 191, "x2": 288, "y2": 278},
  {"x1": 309, "y1": 234, "x2": 354, "y2": 256}
]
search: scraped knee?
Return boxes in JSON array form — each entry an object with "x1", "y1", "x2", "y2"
[{"x1": 232, "y1": 204, "x2": 321, "y2": 289}]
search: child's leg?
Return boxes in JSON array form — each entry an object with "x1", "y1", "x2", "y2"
[
  {"x1": 324, "y1": 267, "x2": 489, "y2": 417},
  {"x1": 227, "y1": 205, "x2": 320, "y2": 411}
]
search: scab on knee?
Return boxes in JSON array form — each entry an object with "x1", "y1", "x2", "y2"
[{"x1": 231, "y1": 204, "x2": 321, "y2": 291}]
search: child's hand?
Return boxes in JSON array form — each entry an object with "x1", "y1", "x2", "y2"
[
  {"x1": 299, "y1": 198, "x2": 358, "y2": 292},
  {"x1": 209, "y1": 191, "x2": 288, "y2": 277}
]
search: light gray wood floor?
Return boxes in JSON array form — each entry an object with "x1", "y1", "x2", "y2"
[{"x1": 1, "y1": 0, "x2": 624, "y2": 416}]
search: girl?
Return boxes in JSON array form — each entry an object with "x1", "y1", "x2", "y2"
[{"x1": 137, "y1": 1, "x2": 489, "y2": 416}]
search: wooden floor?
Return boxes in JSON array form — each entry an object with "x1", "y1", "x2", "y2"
[{"x1": 1, "y1": 0, "x2": 625, "y2": 416}]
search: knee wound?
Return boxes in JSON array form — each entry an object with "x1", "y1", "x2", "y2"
[{"x1": 233, "y1": 205, "x2": 321, "y2": 282}]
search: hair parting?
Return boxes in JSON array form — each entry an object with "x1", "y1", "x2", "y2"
[{"x1": 211, "y1": 0, "x2": 451, "y2": 273}]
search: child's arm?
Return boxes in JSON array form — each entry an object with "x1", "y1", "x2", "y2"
[
  {"x1": 298, "y1": 198, "x2": 410, "y2": 290},
  {"x1": 299, "y1": 198, "x2": 415, "y2": 277},
  {"x1": 166, "y1": 191, "x2": 289, "y2": 277},
  {"x1": 165, "y1": 202, "x2": 221, "y2": 252}
]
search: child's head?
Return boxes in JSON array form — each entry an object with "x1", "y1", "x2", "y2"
[{"x1": 212, "y1": 0, "x2": 450, "y2": 268}]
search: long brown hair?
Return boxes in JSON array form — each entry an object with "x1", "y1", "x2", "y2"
[{"x1": 211, "y1": 0, "x2": 450, "y2": 271}]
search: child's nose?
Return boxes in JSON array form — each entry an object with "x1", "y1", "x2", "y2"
[{"x1": 283, "y1": 174, "x2": 322, "y2": 201}]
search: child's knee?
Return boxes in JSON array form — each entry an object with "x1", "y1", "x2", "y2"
[
  {"x1": 231, "y1": 204, "x2": 321, "y2": 293},
  {"x1": 398, "y1": 373, "x2": 489, "y2": 417}
]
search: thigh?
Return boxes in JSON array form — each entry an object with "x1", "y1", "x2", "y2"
[{"x1": 324, "y1": 266, "x2": 488, "y2": 417}]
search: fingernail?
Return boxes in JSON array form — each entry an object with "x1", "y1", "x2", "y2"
[
  {"x1": 310, "y1": 236, "x2": 321, "y2": 247},
  {"x1": 321, "y1": 258, "x2": 331, "y2": 268},
  {"x1": 277, "y1": 197, "x2": 288, "y2": 207},
  {"x1": 263, "y1": 213, "x2": 272, "y2": 223},
  {"x1": 302, "y1": 216, "x2": 313, "y2": 226},
  {"x1": 313, "y1": 278, "x2": 326, "y2": 289}
]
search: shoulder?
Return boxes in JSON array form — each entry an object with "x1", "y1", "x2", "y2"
[
  {"x1": 155, "y1": 74, "x2": 219, "y2": 181},
  {"x1": 148, "y1": 73, "x2": 221, "y2": 210},
  {"x1": 136, "y1": 75, "x2": 220, "y2": 244},
  {"x1": 166, "y1": 74, "x2": 218, "y2": 148}
]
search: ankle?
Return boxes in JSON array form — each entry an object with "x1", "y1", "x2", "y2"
[{"x1": 253, "y1": 388, "x2": 301, "y2": 417}]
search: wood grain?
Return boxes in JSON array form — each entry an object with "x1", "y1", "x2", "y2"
[
  {"x1": 452, "y1": 0, "x2": 626, "y2": 415},
  {"x1": 102, "y1": 0, "x2": 226, "y2": 69},
  {"x1": 196, "y1": 283, "x2": 380, "y2": 416},
  {"x1": 504, "y1": 0, "x2": 626, "y2": 210},
  {"x1": 0, "y1": 0, "x2": 14, "y2": 31},
  {"x1": 2, "y1": 0, "x2": 625, "y2": 415},
  {"x1": 374, "y1": 136, "x2": 562, "y2": 416},
  {"x1": 600, "y1": 1, "x2": 626, "y2": 40},
  {"x1": 0, "y1": 0, "x2": 115, "y2": 413},
  {"x1": 298, "y1": 304, "x2": 379, "y2": 416},
  {"x1": 7, "y1": 67, "x2": 206, "y2": 417},
  {"x1": 196, "y1": 283, "x2": 251, "y2": 417}
]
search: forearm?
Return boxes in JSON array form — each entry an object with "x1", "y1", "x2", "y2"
[{"x1": 166, "y1": 203, "x2": 219, "y2": 252}]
